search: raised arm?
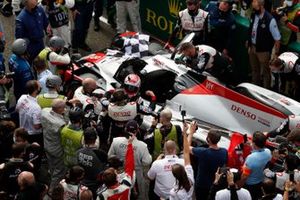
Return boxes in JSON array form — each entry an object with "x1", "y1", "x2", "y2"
[
  {"x1": 187, "y1": 121, "x2": 197, "y2": 155},
  {"x1": 182, "y1": 122, "x2": 191, "y2": 166}
]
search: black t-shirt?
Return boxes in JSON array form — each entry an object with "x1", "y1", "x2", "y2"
[
  {"x1": 0, "y1": 159, "x2": 33, "y2": 197},
  {"x1": 15, "y1": 182, "x2": 46, "y2": 200}
]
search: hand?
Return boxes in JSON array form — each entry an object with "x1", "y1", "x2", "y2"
[
  {"x1": 46, "y1": 25, "x2": 53, "y2": 38},
  {"x1": 227, "y1": 171, "x2": 235, "y2": 186},
  {"x1": 0, "y1": 77, "x2": 11, "y2": 85},
  {"x1": 182, "y1": 122, "x2": 188, "y2": 135},
  {"x1": 72, "y1": 10, "x2": 80, "y2": 20},
  {"x1": 188, "y1": 121, "x2": 197, "y2": 135},
  {"x1": 214, "y1": 167, "x2": 222, "y2": 184},
  {"x1": 145, "y1": 90, "x2": 155, "y2": 98},
  {"x1": 285, "y1": 180, "x2": 295, "y2": 192}
]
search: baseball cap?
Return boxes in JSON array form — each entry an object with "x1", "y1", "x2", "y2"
[
  {"x1": 84, "y1": 127, "x2": 97, "y2": 141},
  {"x1": 125, "y1": 120, "x2": 139, "y2": 133}
]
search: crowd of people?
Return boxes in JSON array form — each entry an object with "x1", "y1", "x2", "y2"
[{"x1": 0, "y1": 0, "x2": 299, "y2": 199}]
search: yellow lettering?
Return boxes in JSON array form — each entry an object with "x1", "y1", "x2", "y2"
[
  {"x1": 146, "y1": 8, "x2": 157, "y2": 27},
  {"x1": 168, "y1": 20, "x2": 174, "y2": 35},
  {"x1": 157, "y1": 16, "x2": 168, "y2": 31}
]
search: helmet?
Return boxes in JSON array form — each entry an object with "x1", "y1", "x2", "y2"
[
  {"x1": 12, "y1": 39, "x2": 28, "y2": 55},
  {"x1": 69, "y1": 107, "x2": 84, "y2": 123},
  {"x1": 124, "y1": 74, "x2": 141, "y2": 98},
  {"x1": 46, "y1": 75, "x2": 62, "y2": 88},
  {"x1": 49, "y1": 36, "x2": 65, "y2": 49},
  {"x1": 288, "y1": 115, "x2": 300, "y2": 130}
]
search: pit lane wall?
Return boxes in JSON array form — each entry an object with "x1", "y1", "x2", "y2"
[{"x1": 139, "y1": 0, "x2": 300, "y2": 82}]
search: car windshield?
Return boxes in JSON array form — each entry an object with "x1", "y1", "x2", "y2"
[{"x1": 173, "y1": 70, "x2": 207, "y2": 93}]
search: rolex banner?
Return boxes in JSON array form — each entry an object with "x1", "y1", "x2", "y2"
[{"x1": 140, "y1": 0, "x2": 187, "y2": 43}]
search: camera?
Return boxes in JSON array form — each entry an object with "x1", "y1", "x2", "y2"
[
  {"x1": 0, "y1": 71, "x2": 15, "y2": 79},
  {"x1": 0, "y1": 100, "x2": 10, "y2": 120},
  {"x1": 277, "y1": 6, "x2": 288, "y2": 17}
]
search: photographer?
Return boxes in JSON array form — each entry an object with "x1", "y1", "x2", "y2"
[
  {"x1": 264, "y1": 153, "x2": 300, "y2": 199},
  {"x1": 275, "y1": 0, "x2": 300, "y2": 53},
  {"x1": 209, "y1": 168, "x2": 251, "y2": 200}
]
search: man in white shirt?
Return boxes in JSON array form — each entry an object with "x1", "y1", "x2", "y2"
[
  {"x1": 108, "y1": 120, "x2": 152, "y2": 200},
  {"x1": 147, "y1": 140, "x2": 184, "y2": 199},
  {"x1": 73, "y1": 78, "x2": 102, "y2": 115},
  {"x1": 16, "y1": 80, "x2": 42, "y2": 144}
]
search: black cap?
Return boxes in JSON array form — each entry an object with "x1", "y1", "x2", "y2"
[
  {"x1": 84, "y1": 127, "x2": 97, "y2": 141},
  {"x1": 125, "y1": 120, "x2": 139, "y2": 133}
]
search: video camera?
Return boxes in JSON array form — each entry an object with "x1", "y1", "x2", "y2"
[{"x1": 0, "y1": 71, "x2": 14, "y2": 79}]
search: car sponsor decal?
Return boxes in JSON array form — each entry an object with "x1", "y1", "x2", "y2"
[
  {"x1": 180, "y1": 79, "x2": 286, "y2": 119},
  {"x1": 84, "y1": 52, "x2": 106, "y2": 64}
]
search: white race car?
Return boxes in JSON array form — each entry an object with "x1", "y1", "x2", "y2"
[{"x1": 63, "y1": 33, "x2": 300, "y2": 148}]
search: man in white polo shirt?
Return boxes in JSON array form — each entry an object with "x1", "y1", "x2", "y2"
[
  {"x1": 147, "y1": 140, "x2": 184, "y2": 200},
  {"x1": 16, "y1": 80, "x2": 42, "y2": 144}
]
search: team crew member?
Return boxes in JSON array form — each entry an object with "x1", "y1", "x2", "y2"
[
  {"x1": 248, "y1": 0, "x2": 281, "y2": 89},
  {"x1": 269, "y1": 52, "x2": 300, "y2": 101},
  {"x1": 178, "y1": 42, "x2": 235, "y2": 85},
  {"x1": 238, "y1": 131, "x2": 272, "y2": 200},
  {"x1": 146, "y1": 108, "x2": 182, "y2": 160},
  {"x1": 16, "y1": 80, "x2": 43, "y2": 144},
  {"x1": 97, "y1": 135, "x2": 135, "y2": 200},
  {"x1": 108, "y1": 120, "x2": 152, "y2": 200},
  {"x1": 275, "y1": 0, "x2": 300, "y2": 52},
  {"x1": 74, "y1": 78, "x2": 102, "y2": 115},
  {"x1": 42, "y1": 0, "x2": 74, "y2": 48},
  {"x1": 107, "y1": 89, "x2": 137, "y2": 141},
  {"x1": 77, "y1": 127, "x2": 108, "y2": 199},
  {"x1": 9, "y1": 38, "x2": 34, "y2": 100},
  {"x1": 166, "y1": 0, "x2": 208, "y2": 46},
  {"x1": 61, "y1": 107, "x2": 84, "y2": 167},
  {"x1": 38, "y1": 36, "x2": 71, "y2": 75},
  {"x1": 41, "y1": 99, "x2": 67, "y2": 194},
  {"x1": 15, "y1": 0, "x2": 49, "y2": 62},
  {"x1": 37, "y1": 75, "x2": 66, "y2": 109},
  {"x1": 148, "y1": 140, "x2": 184, "y2": 199}
]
